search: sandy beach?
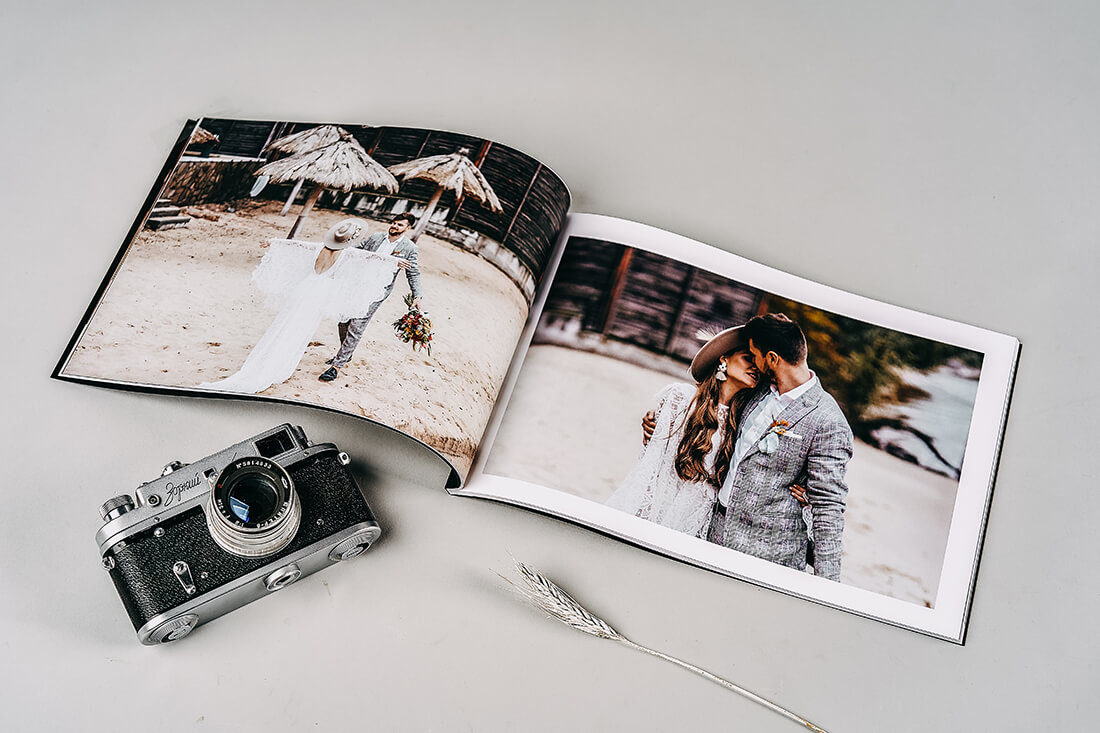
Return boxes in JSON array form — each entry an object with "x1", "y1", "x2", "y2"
[
  {"x1": 62, "y1": 200, "x2": 530, "y2": 477},
  {"x1": 485, "y1": 344, "x2": 959, "y2": 607}
]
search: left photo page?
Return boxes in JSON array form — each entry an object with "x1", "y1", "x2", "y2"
[{"x1": 54, "y1": 118, "x2": 571, "y2": 486}]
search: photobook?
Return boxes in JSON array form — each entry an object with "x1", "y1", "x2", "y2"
[{"x1": 55, "y1": 118, "x2": 1020, "y2": 643}]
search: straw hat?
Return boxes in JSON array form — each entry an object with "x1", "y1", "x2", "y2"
[
  {"x1": 689, "y1": 325, "x2": 748, "y2": 383},
  {"x1": 322, "y1": 218, "x2": 369, "y2": 250}
]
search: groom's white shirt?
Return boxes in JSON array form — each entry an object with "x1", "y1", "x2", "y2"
[
  {"x1": 369, "y1": 233, "x2": 411, "y2": 257},
  {"x1": 717, "y1": 371, "x2": 819, "y2": 508}
]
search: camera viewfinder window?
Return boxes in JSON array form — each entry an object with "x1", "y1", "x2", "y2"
[{"x1": 256, "y1": 431, "x2": 295, "y2": 459}]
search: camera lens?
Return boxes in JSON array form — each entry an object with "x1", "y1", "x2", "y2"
[
  {"x1": 225, "y1": 473, "x2": 280, "y2": 526},
  {"x1": 205, "y1": 457, "x2": 301, "y2": 558}
]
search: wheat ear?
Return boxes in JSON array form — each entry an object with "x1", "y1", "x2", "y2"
[{"x1": 502, "y1": 560, "x2": 828, "y2": 733}]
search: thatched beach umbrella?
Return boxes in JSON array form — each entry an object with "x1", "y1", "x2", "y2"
[
  {"x1": 184, "y1": 126, "x2": 220, "y2": 158},
  {"x1": 256, "y1": 136, "x2": 399, "y2": 239},
  {"x1": 266, "y1": 125, "x2": 356, "y2": 215},
  {"x1": 387, "y1": 149, "x2": 504, "y2": 242},
  {"x1": 267, "y1": 124, "x2": 349, "y2": 154},
  {"x1": 191, "y1": 126, "x2": 219, "y2": 145}
]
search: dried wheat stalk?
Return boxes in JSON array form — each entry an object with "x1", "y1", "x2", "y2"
[{"x1": 502, "y1": 560, "x2": 828, "y2": 733}]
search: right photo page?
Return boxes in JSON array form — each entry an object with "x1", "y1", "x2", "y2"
[{"x1": 476, "y1": 215, "x2": 1019, "y2": 642}]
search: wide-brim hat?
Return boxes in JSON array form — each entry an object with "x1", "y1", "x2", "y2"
[
  {"x1": 689, "y1": 325, "x2": 748, "y2": 383},
  {"x1": 322, "y1": 218, "x2": 369, "y2": 250}
]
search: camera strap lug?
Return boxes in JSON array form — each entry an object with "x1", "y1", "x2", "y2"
[{"x1": 172, "y1": 561, "x2": 197, "y2": 595}]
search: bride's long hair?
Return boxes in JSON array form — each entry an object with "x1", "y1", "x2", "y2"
[{"x1": 673, "y1": 352, "x2": 753, "y2": 487}]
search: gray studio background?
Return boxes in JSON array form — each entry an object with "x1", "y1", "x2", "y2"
[{"x1": 1, "y1": 2, "x2": 1095, "y2": 731}]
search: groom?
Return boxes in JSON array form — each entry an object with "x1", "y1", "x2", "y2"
[
  {"x1": 319, "y1": 213, "x2": 423, "y2": 382},
  {"x1": 707, "y1": 313, "x2": 853, "y2": 581}
]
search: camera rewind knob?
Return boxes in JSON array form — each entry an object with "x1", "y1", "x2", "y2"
[
  {"x1": 100, "y1": 495, "x2": 135, "y2": 522},
  {"x1": 149, "y1": 614, "x2": 199, "y2": 643},
  {"x1": 328, "y1": 527, "x2": 381, "y2": 561}
]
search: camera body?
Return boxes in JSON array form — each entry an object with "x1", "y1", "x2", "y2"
[{"x1": 96, "y1": 424, "x2": 381, "y2": 644}]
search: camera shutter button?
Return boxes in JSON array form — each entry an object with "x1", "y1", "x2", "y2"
[
  {"x1": 263, "y1": 563, "x2": 302, "y2": 592},
  {"x1": 161, "y1": 461, "x2": 185, "y2": 476}
]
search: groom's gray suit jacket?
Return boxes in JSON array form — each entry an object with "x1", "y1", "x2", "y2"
[{"x1": 715, "y1": 380, "x2": 853, "y2": 581}]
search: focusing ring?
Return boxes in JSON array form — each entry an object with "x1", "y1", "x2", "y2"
[{"x1": 205, "y1": 457, "x2": 301, "y2": 558}]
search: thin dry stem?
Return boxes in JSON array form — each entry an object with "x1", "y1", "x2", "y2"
[{"x1": 504, "y1": 560, "x2": 829, "y2": 733}]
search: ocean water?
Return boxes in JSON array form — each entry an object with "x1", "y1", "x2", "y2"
[{"x1": 869, "y1": 364, "x2": 980, "y2": 477}]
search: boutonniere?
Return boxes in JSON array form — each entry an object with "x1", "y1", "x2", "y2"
[{"x1": 758, "y1": 420, "x2": 803, "y2": 454}]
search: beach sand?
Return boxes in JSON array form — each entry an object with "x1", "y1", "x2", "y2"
[
  {"x1": 484, "y1": 344, "x2": 958, "y2": 607},
  {"x1": 61, "y1": 200, "x2": 529, "y2": 478}
]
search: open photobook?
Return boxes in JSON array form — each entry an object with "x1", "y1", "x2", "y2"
[{"x1": 55, "y1": 118, "x2": 1019, "y2": 643}]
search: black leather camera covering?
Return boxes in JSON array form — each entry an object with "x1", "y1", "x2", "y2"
[{"x1": 106, "y1": 450, "x2": 375, "y2": 630}]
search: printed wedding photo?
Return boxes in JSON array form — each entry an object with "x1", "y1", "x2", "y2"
[
  {"x1": 485, "y1": 235, "x2": 986, "y2": 610},
  {"x1": 56, "y1": 119, "x2": 569, "y2": 480}
]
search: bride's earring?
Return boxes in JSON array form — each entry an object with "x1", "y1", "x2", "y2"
[{"x1": 715, "y1": 360, "x2": 728, "y2": 382}]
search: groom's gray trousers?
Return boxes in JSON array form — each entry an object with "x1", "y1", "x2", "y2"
[
  {"x1": 332, "y1": 297, "x2": 386, "y2": 368},
  {"x1": 330, "y1": 233, "x2": 421, "y2": 369}
]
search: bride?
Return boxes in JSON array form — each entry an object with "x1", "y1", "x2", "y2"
[
  {"x1": 607, "y1": 325, "x2": 805, "y2": 538},
  {"x1": 199, "y1": 219, "x2": 399, "y2": 394}
]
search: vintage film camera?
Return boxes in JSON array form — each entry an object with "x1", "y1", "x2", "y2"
[{"x1": 96, "y1": 424, "x2": 381, "y2": 644}]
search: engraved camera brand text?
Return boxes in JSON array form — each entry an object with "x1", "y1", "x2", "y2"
[{"x1": 165, "y1": 475, "x2": 202, "y2": 505}]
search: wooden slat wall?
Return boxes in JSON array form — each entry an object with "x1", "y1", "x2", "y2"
[
  {"x1": 363, "y1": 126, "x2": 429, "y2": 165},
  {"x1": 161, "y1": 159, "x2": 266, "y2": 206},
  {"x1": 539, "y1": 238, "x2": 766, "y2": 363},
  {"x1": 200, "y1": 120, "x2": 276, "y2": 157},
  {"x1": 608, "y1": 250, "x2": 693, "y2": 350},
  {"x1": 663, "y1": 269, "x2": 763, "y2": 360},
  {"x1": 493, "y1": 165, "x2": 570, "y2": 275},
  {"x1": 538, "y1": 237, "x2": 625, "y2": 329}
]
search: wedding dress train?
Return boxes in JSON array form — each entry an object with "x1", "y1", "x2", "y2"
[{"x1": 199, "y1": 239, "x2": 399, "y2": 394}]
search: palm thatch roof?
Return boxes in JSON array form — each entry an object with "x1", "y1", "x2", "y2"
[
  {"x1": 190, "y1": 126, "x2": 219, "y2": 145},
  {"x1": 256, "y1": 138, "x2": 399, "y2": 193},
  {"x1": 388, "y1": 153, "x2": 504, "y2": 213},
  {"x1": 266, "y1": 124, "x2": 351, "y2": 155}
]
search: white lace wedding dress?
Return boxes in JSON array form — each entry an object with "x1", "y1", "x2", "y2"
[
  {"x1": 199, "y1": 240, "x2": 399, "y2": 394},
  {"x1": 606, "y1": 382, "x2": 726, "y2": 538}
]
